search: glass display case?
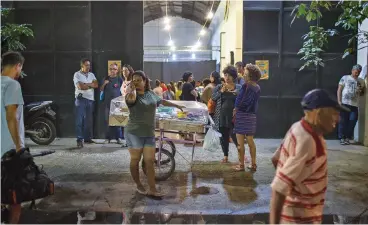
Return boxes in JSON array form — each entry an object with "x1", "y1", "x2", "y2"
[
  {"x1": 156, "y1": 101, "x2": 208, "y2": 133},
  {"x1": 109, "y1": 96, "x2": 129, "y2": 126},
  {"x1": 109, "y1": 97, "x2": 209, "y2": 133}
]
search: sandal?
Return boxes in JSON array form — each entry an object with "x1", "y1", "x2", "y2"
[
  {"x1": 136, "y1": 187, "x2": 147, "y2": 195},
  {"x1": 147, "y1": 191, "x2": 165, "y2": 198},
  {"x1": 247, "y1": 164, "x2": 257, "y2": 172},
  {"x1": 221, "y1": 158, "x2": 229, "y2": 164},
  {"x1": 233, "y1": 164, "x2": 245, "y2": 171}
]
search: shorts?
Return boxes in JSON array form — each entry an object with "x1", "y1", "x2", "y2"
[{"x1": 124, "y1": 131, "x2": 156, "y2": 149}]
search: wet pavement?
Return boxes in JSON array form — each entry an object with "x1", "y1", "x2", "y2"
[{"x1": 18, "y1": 138, "x2": 368, "y2": 223}]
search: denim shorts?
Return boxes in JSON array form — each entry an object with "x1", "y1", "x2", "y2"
[{"x1": 124, "y1": 131, "x2": 156, "y2": 149}]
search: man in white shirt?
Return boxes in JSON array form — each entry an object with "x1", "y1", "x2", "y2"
[
  {"x1": 337, "y1": 64, "x2": 366, "y2": 145},
  {"x1": 73, "y1": 58, "x2": 98, "y2": 148}
]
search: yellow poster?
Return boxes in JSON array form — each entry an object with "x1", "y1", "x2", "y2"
[
  {"x1": 108, "y1": 60, "x2": 122, "y2": 76},
  {"x1": 255, "y1": 60, "x2": 269, "y2": 80}
]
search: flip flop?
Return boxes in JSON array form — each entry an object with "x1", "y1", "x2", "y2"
[
  {"x1": 221, "y1": 158, "x2": 229, "y2": 164},
  {"x1": 147, "y1": 191, "x2": 165, "y2": 198},
  {"x1": 136, "y1": 188, "x2": 147, "y2": 195},
  {"x1": 247, "y1": 164, "x2": 257, "y2": 172},
  {"x1": 232, "y1": 164, "x2": 245, "y2": 172}
]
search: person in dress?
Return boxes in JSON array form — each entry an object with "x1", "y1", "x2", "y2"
[
  {"x1": 125, "y1": 70, "x2": 184, "y2": 197},
  {"x1": 233, "y1": 64, "x2": 262, "y2": 171},
  {"x1": 211, "y1": 66, "x2": 241, "y2": 163}
]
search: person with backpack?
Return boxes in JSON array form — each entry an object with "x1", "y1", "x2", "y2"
[
  {"x1": 100, "y1": 63, "x2": 123, "y2": 144},
  {"x1": 1, "y1": 51, "x2": 25, "y2": 224}
]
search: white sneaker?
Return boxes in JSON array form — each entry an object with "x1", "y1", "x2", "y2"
[{"x1": 121, "y1": 139, "x2": 128, "y2": 147}]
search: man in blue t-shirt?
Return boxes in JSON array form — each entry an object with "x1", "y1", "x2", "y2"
[{"x1": 1, "y1": 51, "x2": 25, "y2": 223}]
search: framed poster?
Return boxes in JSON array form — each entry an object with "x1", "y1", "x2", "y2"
[
  {"x1": 108, "y1": 60, "x2": 122, "y2": 76},
  {"x1": 255, "y1": 60, "x2": 269, "y2": 80}
]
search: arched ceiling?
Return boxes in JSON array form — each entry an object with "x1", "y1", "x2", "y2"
[{"x1": 144, "y1": 1, "x2": 221, "y2": 27}]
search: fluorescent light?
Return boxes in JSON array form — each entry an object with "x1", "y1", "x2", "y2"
[
  {"x1": 207, "y1": 11, "x2": 214, "y2": 19},
  {"x1": 164, "y1": 16, "x2": 170, "y2": 24},
  {"x1": 191, "y1": 53, "x2": 196, "y2": 59},
  {"x1": 164, "y1": 24, "x2": 171, "y2": 31},
  {"x1": 172, "y1": 54, "x2": 177, "y2": 60},
  {"x1": 170, "y1": 46, "x2": 176, "y2": 51},
  {"x1": 199, "y1": 29, "x2": 206, "y2": 36},
  {"x1": 168, "y1": 40, "x2": 174, "y2": 46},
  {"x1": 196, "y1": 41, "x2": 201, "y2": 47}
]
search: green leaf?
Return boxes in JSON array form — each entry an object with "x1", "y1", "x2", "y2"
[
  {"x1": 306, "y1": 12, "x2": 313, "y2": 22},
  {"x1": 298, "y1": 4, "x2": 307, "y2": 16}
]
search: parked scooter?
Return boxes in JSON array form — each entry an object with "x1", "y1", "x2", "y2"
[{"x1": 24, "y1": 101, "x2": 57, "y2": 145}]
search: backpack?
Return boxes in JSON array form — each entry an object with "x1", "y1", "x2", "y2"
[{"x1": 1, "y1": 148, "x2": 54, "y2": 206}]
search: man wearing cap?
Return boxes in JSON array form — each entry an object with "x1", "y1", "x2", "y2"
[
  {"x1": 337, "y1": 64, "x2": 366, "y2": 145},
  {"x1": 270, "y1": 89, "x2": 346, "y2": 224}
]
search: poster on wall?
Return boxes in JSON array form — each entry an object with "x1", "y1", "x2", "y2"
[
  {"x1": 108, "y1": 60, "x2": 122, "y2": 76},
  {"x1": 255, "y1": 60, "x2": 269, "y2": 80}
]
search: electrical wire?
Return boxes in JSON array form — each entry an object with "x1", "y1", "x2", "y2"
[{"x1": 195, "y1": 0, "x2": 215, "y2": 48}]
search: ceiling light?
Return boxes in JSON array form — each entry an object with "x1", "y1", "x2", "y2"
[
  {"x1": 172, "y1": 54, "x2": 177, "y2": 60},
  {"x1": 191, "y1": 53, "x2": 196, "y2": 59},
  {"x1": 206, "y1": 11, "x2": 214, "y2": 19},
  {"x1": 164, "y1": 24, "x2": 171, "y2": 31},
  {"x1": 168, "y1": 40, "x2": 174, "y2": 46},
  {"x1": 196, "y1": 41, "x2": 201, "y2": 47},
  {"x1": 164, "y1": 16, "x2": 170, "y2": 24},
  {"x1": 170, "y1": 46, "x2": 176, "y2": 51},
  {"x1": 199, "y1": 29, "x2": 206, "y2": 36}
]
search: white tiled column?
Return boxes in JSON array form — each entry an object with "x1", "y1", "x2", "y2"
[{"x1": 355, "y1": 19, "x2": 368, "y2": 146}]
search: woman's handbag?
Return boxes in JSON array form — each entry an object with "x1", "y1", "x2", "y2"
[{"x1": 207, "y1": 98, "x2": 216, "y2": 114}]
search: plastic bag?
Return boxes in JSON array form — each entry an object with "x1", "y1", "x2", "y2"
[{"x1": 203, "y1": 127, "x2": 222, "y2": 152}]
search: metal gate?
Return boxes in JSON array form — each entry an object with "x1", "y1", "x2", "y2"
[{"x1": 243, "y1": 1, "x2": 356, "y2": 138}]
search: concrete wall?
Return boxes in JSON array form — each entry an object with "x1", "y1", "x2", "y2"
[
  {"x1": 210, "y1": 0, "x2": 243, "y2": 71},
  {"x1": 356, "y1": 19, "x2": 368, "y2": 146},
  {"x1": 144, "y1": 17, "x2": 212, "y2": 62}
]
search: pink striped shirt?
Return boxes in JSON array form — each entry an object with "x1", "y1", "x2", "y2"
[{"x1": 271, "y1": 119, "x2": 327, "y2": 224}]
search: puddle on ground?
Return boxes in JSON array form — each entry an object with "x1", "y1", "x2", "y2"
[
  {"x1": 17, "y1": 210, "x2": 368, "y2": 224},
  {"x1": 18, "y1": 210, "x2": 125, "y2": 224}
]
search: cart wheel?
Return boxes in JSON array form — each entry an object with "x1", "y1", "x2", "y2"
[
  {"x1": 142, "y1": 148, "x2": 175, "y2": 181},
  {"x1": 155, "y1": 138, "x2": 176, "y2": 157}
]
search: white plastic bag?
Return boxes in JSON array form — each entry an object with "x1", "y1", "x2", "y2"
[{"x1": 203, "y1": 127, "x2": 222, "y2": 152}]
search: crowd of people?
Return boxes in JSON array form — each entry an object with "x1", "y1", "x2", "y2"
[{"x1": 1, "y1": 50, "x2": 367, "y2": 224}]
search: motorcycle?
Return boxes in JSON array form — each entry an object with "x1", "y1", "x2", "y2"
[{"x1": 24, "y1": 101, "x2": 57, "y2": 145}]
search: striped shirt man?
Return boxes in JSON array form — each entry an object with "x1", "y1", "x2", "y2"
[{"x1": 271, "y1": 119, "x2": 327, "y2": 224}]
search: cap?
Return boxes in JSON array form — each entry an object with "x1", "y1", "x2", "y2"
[
  {"x1": 301, "y1": 89, "x2": 350, "y2": 112},
  {"x1": 352, "y1": 64, "x2": 362, "y2": 71}
]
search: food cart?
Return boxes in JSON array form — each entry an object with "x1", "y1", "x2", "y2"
[{"x1": 109, "y1": 97, "x2": 209, "y2": 181}]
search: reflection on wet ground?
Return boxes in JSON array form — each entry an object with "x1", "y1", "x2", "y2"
[{"x1": 19, "y1": 210, "x2": 368, "y2": 224}]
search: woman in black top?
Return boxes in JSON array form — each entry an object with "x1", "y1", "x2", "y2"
[
  {"x1": 181, "y1": 71, "x2": 198, "y2": 101},
  {"x1": 211, "y1": 66, "x2": 242, "y2": 163}
]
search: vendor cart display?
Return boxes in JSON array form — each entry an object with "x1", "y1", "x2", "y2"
[{"x1": 109, "y1": 97, "x2": 209, "y2": 181}]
